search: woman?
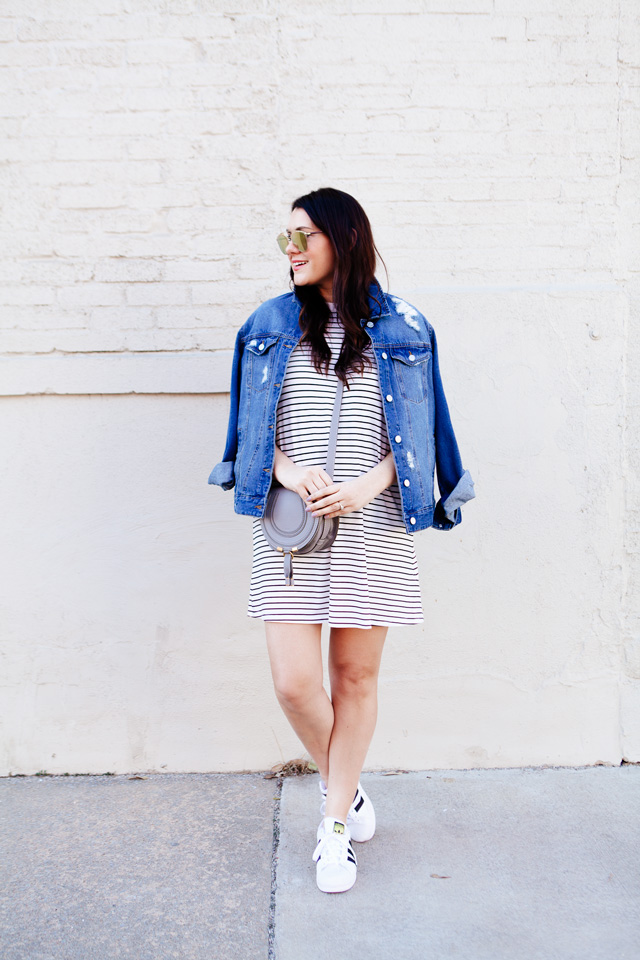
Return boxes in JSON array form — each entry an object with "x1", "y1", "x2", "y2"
[{"x1": 209, "y1": 187, "x2": 474, "y2": 893}]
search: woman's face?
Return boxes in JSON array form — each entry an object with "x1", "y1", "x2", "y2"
[{"x1": 285, "y1": 207, "x2": 336, "y2": 301}]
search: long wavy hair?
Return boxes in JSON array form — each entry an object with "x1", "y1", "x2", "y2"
[{"x1": 289, "y1": 187, "x2": 386, "y2": 385}]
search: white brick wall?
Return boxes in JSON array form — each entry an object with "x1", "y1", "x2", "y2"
[
  {"x1": 1, "y1": 0, "x2": 636, "y2": 370},
  {"x1": 1, "y1": 1, "x2": 638, "y2": 773}
]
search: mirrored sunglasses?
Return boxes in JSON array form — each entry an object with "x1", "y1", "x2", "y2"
[{"x1": 276, "y1": 230, "x2": 323, "y2": 254}]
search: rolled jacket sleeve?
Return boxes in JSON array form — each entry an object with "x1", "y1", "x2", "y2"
[
  {"x1": 207, "y1": 325, "x2": 245, "y2": 491},
  {"x1": 208, "y1": 460, "x2": 235, "y2": 490},
  {"x1": 442, "y1": 468, "x2": 475, "y2": 519},
  {"x1": 429, "y1": 324, "x2": 475, "y2": 530}
]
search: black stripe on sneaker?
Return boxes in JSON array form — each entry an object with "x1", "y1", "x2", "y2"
[{"x1": 353, "y1": 794, "x2": 365, "y2": 813}]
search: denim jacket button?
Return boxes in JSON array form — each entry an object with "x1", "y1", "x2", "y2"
[
  {"x1": 381, "y1": 352, "x2": 388, "y2": 359},
  {"x1": 386, "y1": 394, "x2": 393, "y2": 402},
  {"x1": 395, "y1": 435, "x2": 402, "y2": 443},
  {"x1": 404, "y1": 479, "x2": 410, "y2": 487},
  {"x1": 366, "y1": 321, "x2": 374, "y2": 328},
  {"x1": 410, "y1": 516, "x2": 416, "y2": 525},
  {"x1": 409, "y1": 353, "x2": 415, "y2": 361},
  {"x1": 259, "y1": 342, "x2": 265, "y2": 351}
]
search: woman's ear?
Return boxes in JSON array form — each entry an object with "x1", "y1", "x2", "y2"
[{"x1": 350, "y1": 228, "x2": 358, "y2": 250}]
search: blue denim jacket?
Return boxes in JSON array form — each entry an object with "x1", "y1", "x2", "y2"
[{"x1": 209, "y1": 281, "x2": 475, "y2": 533}]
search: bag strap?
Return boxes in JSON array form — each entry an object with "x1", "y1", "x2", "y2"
[{"x1": 324, "y1": 379, "x2": 344, "y2": 477}]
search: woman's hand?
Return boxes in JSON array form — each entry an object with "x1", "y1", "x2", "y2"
[
  {"x1": 305, "y1": 452, "x2": 397, "y2": 519},
  {"x1": 305, "y1": 476, "x2": 376, "y2": 518},
  {"x1": 273, "y1": 446, "x2": 333, "y2": 499}
]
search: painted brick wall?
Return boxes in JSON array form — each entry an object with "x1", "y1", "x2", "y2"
[
  {"x1": 1, "y1": 1, "x2": 636, "y2": 370},
  {"x1": 1, "y1": 1, "x2": 638, "y2": 773}
]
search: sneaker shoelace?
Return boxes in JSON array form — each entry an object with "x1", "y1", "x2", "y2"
[{"x1": 315, "y1": 832, "x2": 356, "y2": 867}]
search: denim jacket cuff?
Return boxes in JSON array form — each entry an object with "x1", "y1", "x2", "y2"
[
  {"x1": 208, "y1": 461, "x2": 235, "y2": 490},
  {"x1": 443, "y1": 469, "x2": 475, "y2": 520},
  {"x1": 431, "y1": 500, "x2": 460, "y2": 530},
  {"x1": 431, "y1": 470, "x2": 475, "y2": 530}
]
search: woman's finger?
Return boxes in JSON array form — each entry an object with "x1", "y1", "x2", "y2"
[
  {"x1": 306, "y1": 483, "x2": 339, "y2": 504},
  {"x1": 310, "y1": 494, "x2": 350, "y2": 516},
  {"x1": 302, "y1": 469, "x2": 331, "y2": 492},
  {"x1": 306, "y1": 491, "x2": 331, "y2": 510},
  {"x1": 322, "y1": 503, "x2": 349, "y2": 517},
  {"x1": 308, "y1": 470, "x2": 332, "y2": 488}
]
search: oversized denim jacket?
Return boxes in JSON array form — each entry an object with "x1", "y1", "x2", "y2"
[{"x1": 209, "y1": 281, "x2": 475, "y2": 533}]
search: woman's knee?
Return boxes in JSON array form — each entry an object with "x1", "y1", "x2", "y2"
[
  {"x1": 330, "y1": 661, "x2": 379, "y2": 701},
  {"x1": 272, "y1": 668, "x2": 323, "y2": 712},
  {"x1": 328, "y1": 626, "x2": 386, "y2": 703},
  {"x1": 266, "y1": 623, "x2": 323, "y2": 712}
]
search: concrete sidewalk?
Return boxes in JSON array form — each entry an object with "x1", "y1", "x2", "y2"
[{"x1": 1, "y1": 767, "x2": 639, "y2": 959}]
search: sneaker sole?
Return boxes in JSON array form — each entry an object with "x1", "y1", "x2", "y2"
[{"x1": 317, "y1": 873, "x2": 357, "y2": 893}]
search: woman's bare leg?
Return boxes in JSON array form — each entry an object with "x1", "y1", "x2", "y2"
[
  {"x1": 265, "y1": 622, "x2": 333, "y2": 782},
  {"x1": 323, "y1": 625, "x2": 387, "y2": 823}
]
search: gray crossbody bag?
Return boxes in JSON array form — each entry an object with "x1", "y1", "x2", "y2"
[{"x1": 260, "y1": 380, "x2": 344, "y2": 586}]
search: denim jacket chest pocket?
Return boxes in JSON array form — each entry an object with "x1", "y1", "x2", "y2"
[
  {"x1": 389, "y1": 345, "x2": 432, "y2": 404},
  {"x1": 244, "y1": 335, "x2": 280, "y2": 392}
]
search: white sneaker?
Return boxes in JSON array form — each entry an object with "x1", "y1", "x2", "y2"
[
  {"x1": 312, "y1": 818, "x2": 357, "y2": 893},
  {"x1": 319, "y1": 780, "x2": 376, "y2": 843}
]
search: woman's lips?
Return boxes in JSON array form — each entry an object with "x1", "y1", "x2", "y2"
[{"x1": 291, "y1": 260, "x2": 308, "y2": 271}]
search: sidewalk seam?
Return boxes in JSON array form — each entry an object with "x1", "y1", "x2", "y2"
[{"x1": 267, "y1": 777, "x2": 283, "y2": 960}]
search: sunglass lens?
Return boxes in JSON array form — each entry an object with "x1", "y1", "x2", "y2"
[
  {"x1": 276, "y1": 233, "x2": 288, "y2": 254},
  {"x1": 291, "y1": 231, "x2": 308, "y2": 252}
]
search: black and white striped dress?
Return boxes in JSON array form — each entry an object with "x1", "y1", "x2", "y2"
[{"x1": 248, "y1": 309, "x2": 424, "y2": 628}]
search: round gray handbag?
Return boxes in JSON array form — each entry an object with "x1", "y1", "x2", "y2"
[{"x1": 261, "y1": 381, "x2": 344, "y2": 585}]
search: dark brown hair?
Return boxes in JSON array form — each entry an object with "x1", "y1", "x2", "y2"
[{"x1": 289, "y1": 187, "x2": 386, "y2": 385}]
